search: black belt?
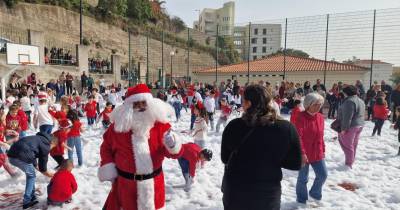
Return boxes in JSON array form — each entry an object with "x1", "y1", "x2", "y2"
[{"x1": 117, "y1": 167, "x2": 162, "y2": 181}]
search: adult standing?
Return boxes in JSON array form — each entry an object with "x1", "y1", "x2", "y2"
[
  {"x1": 7, "y1": 132, "x2": 55, "y2": 209},
  {"x1": 294, "y1": 93, "x2": 327, "y2": 204},
  {"x1": 391, "y1": 84, "x2": 400, "y2": 122},
  {"x1": 87, "y1": 75, "x2": 94, "y2": 92},
  {"x1": 355, "y1": 80, "x2": 366, "y2": 99},
  {"x1": 221, "y1": 84, "x2": 302, "y2": 210},
  {"x1": 98, "y1": 84, "x2": 183, "y2": 210},
  {"x1": 303, "y1": 81, "x2": 313, "y2": 96},
  {"x1": 312, "y1": 79, "x2": 326, "y2": 92},
  {"x1": 58, "y1": 72, "x2": 66, "y2": 97},
  {"x1": 366, "y1": 85, "x2": 378, "y2": 121},
  {"x1": 81, "y1": 71, "x2": 88, "y2": 93},
  {"x1": 337, "y1": 85, "x2": 365, "y2": 169},
  {"x1": 65, "y1": 72, "x2": 74, "y2": 95},
  {"x1": 381, "y1": 80, "x2": 393, "y2": 106}
]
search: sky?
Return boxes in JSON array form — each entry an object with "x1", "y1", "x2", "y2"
[{"x1": 164, "y1": 0, "x2": 400, "y2": 26}]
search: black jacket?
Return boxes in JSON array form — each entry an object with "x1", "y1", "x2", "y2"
[
  {"x1": 7, "y1": 132, "x2": 52, "y2": 172},
  {"x1": 221, "y1": 118, "x2": 301, "y2": 190},
  {"x1": 391, "y1": 90, "x2": 400, "y2": 106}
]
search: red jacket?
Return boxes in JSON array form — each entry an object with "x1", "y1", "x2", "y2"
[
  {"x1": 53, "y1": 111, "x2": 67, "y2": 122},
  {"x1": 294, "y1": 111, "x2": 325, "y2": 163},
  {"x1": 68, "y1": 120, "x2": 82, "y2": 138},
  {"x1": 50, "y1": 130, "x2": 68, "y2": 156},
  {"x1": 220, "y1": 105, "x2": 232, "y2": 120},
  {"x1": 18, "y1": 109, "x2": 28, "y2": 131},
  {"x1": 6, "y1": 114, "x2": 22, "y2": 132},
  {"x1": 373, "y1": 104, "x2": 389, "y2": 120},
  {"x1": 85, "y1": 101, "x2": 97, "y2": 118},
  {"x1": 290, "y1": 106, "x2": 302, "y2": 124},
  {"x1": 180, "y1": 143, "x2": 202, "y2": 177},
  {"x1": 100, "y1": 108, "x2": 113, "y2": 122},
  {"x1": 48, "y1": 169, "x2": 77, "y2": 202}
]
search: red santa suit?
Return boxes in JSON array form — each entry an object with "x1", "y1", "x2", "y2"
[{"x1": 98, "y1": 84, "x2": 183, "y2": 210}]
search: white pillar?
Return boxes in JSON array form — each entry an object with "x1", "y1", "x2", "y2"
[{"x1": 1, "y1": 78, "x2": 5, "y2": 103}]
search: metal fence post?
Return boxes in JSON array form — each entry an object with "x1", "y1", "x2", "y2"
[
  {"x1": 283, "y1": 18, "x2": 287, "y2": 81},
  {"x1": 161, "y1": 30, "x2": 164, "y2": 88},
  {"x1": 370, "y1": 9, "x2": 376, "y2": 88},
  {"x1": 215, "y1": 24, "x2": 219, "y2": 83},
  {"x1": 247, "y1": 22, "x2": 251, "y2": 83},
  {"x1": 187, "y1": 28, "x2": 190, "y2": 82},
  {"x1": 146, "y1": 32, "x2": 149, "y2": 85},
  {"x1": 80, "y1": 0, "x2": 83, "y2": 45},
  {"x1": 323, "y1": 14, "x2": 329, "y2": 86},
  {"x1": 128, "y1": 30, "x2": 131, "y2": 86}
]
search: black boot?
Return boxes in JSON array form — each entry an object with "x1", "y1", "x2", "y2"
[{"x1": 23, "y1": 200, "x2": 38, "y2": 209}]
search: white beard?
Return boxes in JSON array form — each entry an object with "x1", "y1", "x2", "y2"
[{"x1": 111, "y1": 98, "x2": 174, "y2": 134}]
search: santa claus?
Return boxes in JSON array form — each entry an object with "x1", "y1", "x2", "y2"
[{"x1": 98, "y1": 84, "x2": 183, "y2": 210}]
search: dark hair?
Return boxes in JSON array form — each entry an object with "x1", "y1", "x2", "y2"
[
  {"x1": 106, "y1": 102, "x2": 113, "y2": 107},
  {"x1": 59, "y1": 159, "x2": 73, "y2": 170},
  {"x1": 343, "y1": 85, "x2": 357, "y2": 96},
  {"x1": 376, "y1": 97, "x2": 385, "y2": 106},
  {"x1": 200, "y1": 149, "x2": 213, "y2": 161},
  {"x1": 294, "y1": 100, "x2": 301, "y2": 106},
  {"x1": 396, "y1": 106, "x2": 400, "y2": 113},
  {"x1": 194, "y1": 103, "x2": 209, "y2": 124},
  {"x1": 67, "y1": 109, "x2": 79, "y2": 122},
  {"x1": 88, "y1": 95, "x2": 95, "y2": 99},
  {"x1": 242, "y1": 85, "x2": 278, "y2": 127}
]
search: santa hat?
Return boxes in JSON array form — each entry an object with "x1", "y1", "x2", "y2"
[
  {"x1": 124, "y1": 84, "x2": 153, "y2": 104},
  {"x1": 38, "y1": 92, "x2": 47, "y2": 100},
  {"x1": 58, "y1": 119, "x2": 72, "y2": 129}
]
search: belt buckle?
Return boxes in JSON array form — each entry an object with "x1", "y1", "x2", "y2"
[{"x1": 136, "y1": 174, "x2": 144, "y2": 181}]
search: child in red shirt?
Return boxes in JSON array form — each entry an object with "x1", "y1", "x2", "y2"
[
  {"x1": 12, "y1": 101, "x2": 29, "y2": 137},
  {"x1": 178, "y1": 143, "x2": 212, "y2": 192},
  {"x1": 290, "y1": 100, "x2": 302, "y2": 124},
  {"x1": 372, "y1": 97, "x2": 389, "y2": 136},
  {"x1": 47, "y1": 160, "x2": 77, "y2": 207},
  {"x1": 84, "y1": 95, "x2": 97, "y2": 127},
  {"x1": 0, "y1": 106, "x2": 19, "y2": 177},
  {"x1": 216, "y1": 98, "x2": 232, "y2": 133},
  {"x1": 67, "y1": 110, "x2": 84, "y2": 166},
  {"x1": 6, "y1": 104, "x2": 23, "y2": 138},
  {"x1": 97, "y1": 102, "x2": 113, "y2": 129},
  {"x1": 51, "y1": 119, "x2": 72, "y2": 168}
]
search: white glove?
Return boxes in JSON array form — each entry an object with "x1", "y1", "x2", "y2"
[{"x1": 164, "y1": 131, "x2": 176, "y2": 149}]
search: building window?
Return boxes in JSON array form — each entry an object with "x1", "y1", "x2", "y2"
[
  {"x1": 234, "y1": 40, "x2": 242, "y2": 45},
  {"x1": 270, "y1": 47, "x2": 273, "y2": 50},
  {"x1": 263, "y1": 29, "x2": 267, "y2": 35},
  {"x1": 251, "y1": 38, "x2": 257, "y2": 44},
  {"x1": 263, "y1": 38, "x2": 267, "y2": 44},
  {"x1": 262, "y1": 56, "x2": 266, "y2": 58},
  {"x1": 254, "y1": 28, "x2": 258, "y2": 35},
  {"x1": 253, "y1": 56, "x2": 257, "y2": 60},
  {"x1": 253, "y1": 47, "x2": 257, "y2": 53},
  {"x1": 262, "y1": 47, "x2": 266, "y2": 53}
]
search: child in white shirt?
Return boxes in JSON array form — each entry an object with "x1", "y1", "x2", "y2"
[{"x1": 191, "y1": 102, "x2": 208, "y2": 149}]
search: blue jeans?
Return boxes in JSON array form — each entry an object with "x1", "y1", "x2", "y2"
[
  {"x1": 87, "y1": 117, "x2": 96, "y2": 126},
  {"x1": 178, "y1": 158, "x2": 189, "y2": 177},
  {"x1": 296, "y1": 159, "x2": 328, "y2": 203},
  {"x1": 67, "y1": 136, "x2": 83, "y2": 166},
  {"x1": 9, "y1": 158, "x2": 36, "y2": 205},
  {"x1": 190, "y1": 114, "x2": 196, "y2": 130},
  {"x1": 19, "y1": 131, "x2": 27, "y2": 138},
  {"x1": 173, "y1": 102, "x2": 182, "y2": 120},
  {"x1": 40, "y1": 124, "x2": 53, "y2": 135}
]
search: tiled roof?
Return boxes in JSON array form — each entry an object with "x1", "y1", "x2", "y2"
[
  {"x1": 352, "y1": 60, "x2": 392, "y2": 65},
  {"x1": 194, "y1": 55, "x2": 369, "y2": 74}
]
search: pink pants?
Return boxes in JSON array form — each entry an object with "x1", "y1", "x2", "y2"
[
  {"x1": 339, "y1": 126, "x2": 363, "y2": 168},
  {"x1": 0, "y1": 153, "x2": 16, "y2": 176}
]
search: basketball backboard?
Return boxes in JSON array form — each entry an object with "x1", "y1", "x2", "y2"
[{"x1": 6, "y1": 43, "x2": 40, "y2": 66}]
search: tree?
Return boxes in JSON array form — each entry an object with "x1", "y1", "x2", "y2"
[
  {"x1": 169, "y1": 16, "x2": 186, "y2": 33},
  {"x1": 127, "y1": 0, "x2": 153, "y2": 23},
  {"x1": 215, "y1": 36, "x2": 241, "y2": 65},
  {"x1": 271, "y1": 48, "x2": 310, "y2": 58},
  {"x1": 97, "y1": 0, "x2": 127, "y2": 17}
]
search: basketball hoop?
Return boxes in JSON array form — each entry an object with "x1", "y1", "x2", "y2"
[{"x1": 19, "y1": 61, "x2": 35, "y2": 66}]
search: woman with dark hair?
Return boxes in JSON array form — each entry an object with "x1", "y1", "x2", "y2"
[
  {"x1": 221, "y1": 84, "x2": 302, "y2": 210},
  {"x1": 337, "y1": 85, "x2": 365, "y2": 169},
  {"x1": 303, "y1": 81, "x2": 313, "y2": 96}
]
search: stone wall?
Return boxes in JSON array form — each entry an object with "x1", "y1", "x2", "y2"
[{"x1": 0, "y1": 2, "x2": 215, "y2": 83}]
